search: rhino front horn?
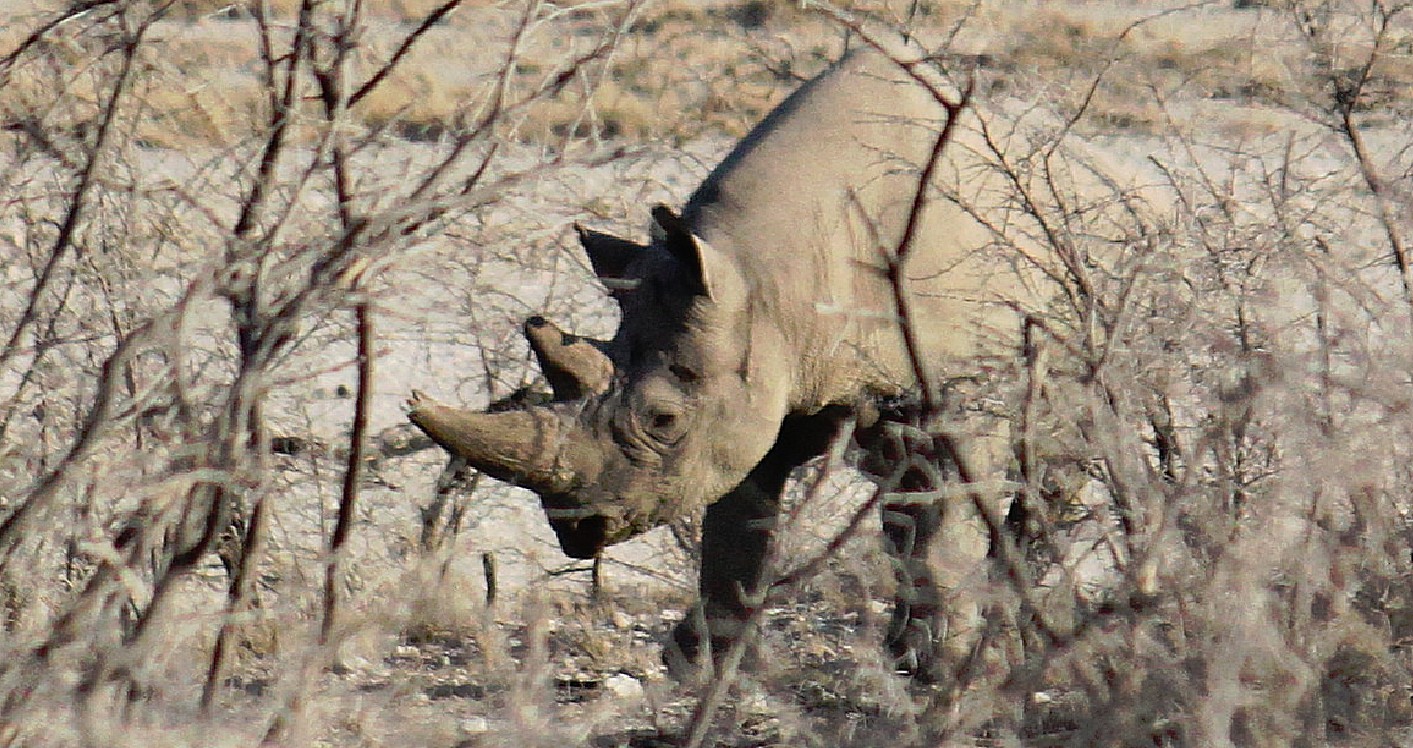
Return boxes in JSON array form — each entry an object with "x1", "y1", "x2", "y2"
[{"x1": 406, "y1": 391, "x2": 590, "y2": 496}]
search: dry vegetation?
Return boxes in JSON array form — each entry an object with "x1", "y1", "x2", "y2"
[{"x1": 1, "y1": 0, "x2": 1412, "y2": 746}]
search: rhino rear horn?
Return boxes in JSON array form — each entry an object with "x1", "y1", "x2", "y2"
[{"x1": 524, "y1": 316, "x2": 613, "y2": 400}]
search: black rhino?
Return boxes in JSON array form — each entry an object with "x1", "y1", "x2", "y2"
[{"x1": 409, "y1": 47, "x2": 1059, "y2": 681}]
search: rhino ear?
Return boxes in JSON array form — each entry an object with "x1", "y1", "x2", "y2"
[
  {"x1": 575, "y1": 223, "x2": 645, "y2": 293},
  {"x1": 651, "y1": 204, "x2": 713, "y2": 297}
]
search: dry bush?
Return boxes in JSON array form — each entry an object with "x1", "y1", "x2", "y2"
[
  {"x1": 1, "y1": 0, "x2": 1412, "y2": 747},
  {"x1": 0, "y1": 0, "x2": 670, "y2": 743},
  {"x1": 747, "y1": 5, "x2": 1411, "y2": 748}
]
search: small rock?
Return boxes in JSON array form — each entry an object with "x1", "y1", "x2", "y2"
[
  {"x1": 738, "y1": 689, "x2": 771, "y2": 715},
  {"x1": 603, "y1": 673, "x2": 643, "y2": 701},
  {"x1": 460, "y1": 716, "x2": 491, "y2": 734},
  {"x1": 611, "y1": 610, "x2": 634, "y2": 629}
]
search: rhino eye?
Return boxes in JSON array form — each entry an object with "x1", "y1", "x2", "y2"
[
  {"x1": 652, "y1": 412, "x2": 677, "y2": 430},
  {"x1": 642, "y1": 405, "x2": 687, "y2": 445}
]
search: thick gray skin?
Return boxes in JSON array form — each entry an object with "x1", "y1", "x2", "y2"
[{"x1": 409, "y1": 49, "x2": 1033, "y2": 678}]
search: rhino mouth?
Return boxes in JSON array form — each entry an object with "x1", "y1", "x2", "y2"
[
  {"x1": 542, "y1": 497, "x2": 656, "y2": 558},
  {"x1": 548, "y1": 513, "x2": 611, "y2": 559},
  {"x1": 543, "y1": 497, "x2": 634, "y2": 559}
]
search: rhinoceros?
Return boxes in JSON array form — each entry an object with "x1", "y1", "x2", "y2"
[{"x1": 409, "y1": 48, "x2": 1054, "y2": 681}]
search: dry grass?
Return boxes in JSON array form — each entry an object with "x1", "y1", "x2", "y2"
[
  {"x1": 168, "y1": 0, "x2": 507, "y2": 22},
  {"x1": 8, "y1": 0, "x2": 1352, "y2": 151}
]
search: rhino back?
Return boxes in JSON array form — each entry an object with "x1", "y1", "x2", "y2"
[
  {"x1": 680, "y1": 50, "x2": 1036, "y2": 410},
  {"x1": 682, "y1": 50, "x2": 941, "y2": 256}
]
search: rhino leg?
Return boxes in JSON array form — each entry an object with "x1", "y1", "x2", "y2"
[
  {"x1": 857, "y1": 410, "x2": 949, "y2": 682},
  {"x1": 669, "y1": 461, "x2": 783, "y2": 675},
  {"x1": 858, "y1": 397, "x2": 1014, "y2": 684},
  {"x1": 670, "y1": 409, "x2": 849, "y2": 675}
]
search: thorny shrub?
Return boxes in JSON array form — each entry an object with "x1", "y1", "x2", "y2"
[{"x1": 0, "y1": 1, "x2": 1410, "y2": 747}]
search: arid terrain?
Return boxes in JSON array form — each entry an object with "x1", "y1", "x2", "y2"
[{"x1": 1, "y1": 1, "x2": 1411, "y2": 746}]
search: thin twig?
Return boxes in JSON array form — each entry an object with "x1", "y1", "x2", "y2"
[
  {"x1": 320, "y1": 288, "x2": 375, "y2": 645},
  {"x1": 348, "y1": 0, "x2": 466, "y2": 109},
  {"x1": 0, "y1": 4, "x2": 155, "y2": 377}
]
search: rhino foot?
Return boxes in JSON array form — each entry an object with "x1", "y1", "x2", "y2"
[
  {"x1": 886, "y1": 615, "x2": 949, "y2": 686},
  {"x1": 664, "y1": 615, "x2": 764, "y2": 681}
]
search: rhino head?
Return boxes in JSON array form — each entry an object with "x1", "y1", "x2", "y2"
[{"x1": 409, "y1": 205, "x2": 791, "y2": 559}]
